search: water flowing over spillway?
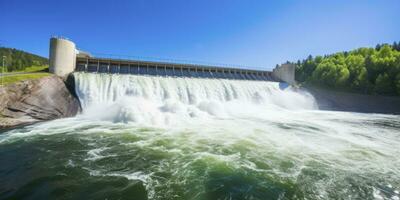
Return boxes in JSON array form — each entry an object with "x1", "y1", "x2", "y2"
[
  {"x1": 74, "y1": 73, "x2": 317, "y2": 126},
  {"x1": 1, "y1": 72, "x2": 400, "y2": 200}
]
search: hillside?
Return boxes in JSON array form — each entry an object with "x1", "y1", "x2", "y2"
[
  {"x1": 0, "y1": 47, "x2": 48, "y2": 72},
  {"x1": 293, "y1": 42, "x2": 400, "y2": 96}
]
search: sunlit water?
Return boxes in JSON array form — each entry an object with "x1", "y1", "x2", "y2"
[{"x1": 1, "y1": 73, "x2": 400, "y2": 200}]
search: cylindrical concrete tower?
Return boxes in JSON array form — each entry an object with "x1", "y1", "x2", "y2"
[{"x1": 49, "y1": 37, "x2": 76, "y2": 77}]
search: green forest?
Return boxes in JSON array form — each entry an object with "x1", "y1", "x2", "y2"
[
  {"x1": 0, "y1": 47, "x2": 48, "y2": 72},
  {"x1": 294, "y1": 42, "x2": 400, "y2": 96}
]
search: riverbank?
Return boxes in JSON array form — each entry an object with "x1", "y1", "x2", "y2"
[
  {"x1": 306, "y1": 86, "x2": 400, "y2": 114},
  {"x1": 0, "y1": 75, "x2": 80, "y2": 129}
]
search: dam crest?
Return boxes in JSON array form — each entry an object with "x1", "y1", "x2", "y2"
[{"x1": 49, "y1": 37, "x2": 296, "y2": 84}]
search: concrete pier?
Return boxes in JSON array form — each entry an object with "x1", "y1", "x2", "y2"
[
  {"x1": 272, "y1": 64, "x2": 296, "y2": 85},
  {"x1": 49, "y1": 37, "x2": 76, "y2": 77}
]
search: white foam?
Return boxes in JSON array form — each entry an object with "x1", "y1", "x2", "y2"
[{"x1": 73, "y1": 73, "x2": 318, "y2": 126}]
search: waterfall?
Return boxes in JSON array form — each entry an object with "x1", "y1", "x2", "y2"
[{"x1": 73, "y1": 72, "x2": 317, "y2": 125}]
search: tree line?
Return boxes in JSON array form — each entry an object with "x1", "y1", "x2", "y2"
[
  {"x1": 293, "y1": 42, "x2": 400, "y2": 96},
  {"x1": 0, "y1": 47, "x2": 48, "y2": 72}
]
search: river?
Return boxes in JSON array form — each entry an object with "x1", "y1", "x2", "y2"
[{"x1": 1, "y1": 73, "x2": 399, "y2": 199}]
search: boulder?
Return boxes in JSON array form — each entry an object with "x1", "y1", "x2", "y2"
[{"x1": 0, "y1": 75, "x2": 81, "y2": 129}]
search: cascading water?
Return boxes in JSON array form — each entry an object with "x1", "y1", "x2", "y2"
[
  {"x1": 73, "y1": 72, "x2": 317, "y2": 125},
  {"x1": 0, "y1": 72, "x2": 399, "y2": 200}
]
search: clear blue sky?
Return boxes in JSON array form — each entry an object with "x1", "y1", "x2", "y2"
[{"x1": 1, "y1": 0, "x2": 399, "y2": 70}]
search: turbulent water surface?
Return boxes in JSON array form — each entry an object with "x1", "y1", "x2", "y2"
[{"x1": 1, "y1": 73, "x2": 400, "y2": 200}]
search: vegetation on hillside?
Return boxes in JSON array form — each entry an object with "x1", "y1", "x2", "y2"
[
  {"x1": 294, "y1": 42, "x2": 400, "y2": 96},
  {"x1": 18, "y1": 65, "x2": 49, "y2": 73},
  {"x1": 0, "y1": 47, "x2": 48, "y2": 72},
  {"x1": 0, "y1": 73, "x2": 51, "y2": 86}
]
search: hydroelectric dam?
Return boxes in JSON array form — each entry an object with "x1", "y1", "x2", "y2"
[
  {"x1": 49, "y1": 37, "x2": 296, "y2": 84},
  {"x1": 1, "y1": 37, "x2": 400, "y2": 200}
]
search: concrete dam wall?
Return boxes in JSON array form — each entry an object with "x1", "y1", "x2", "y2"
[
  {"x1": 49, "y1": 37, "x2": 295, "y2": 83},
  {"x1": 75, "y1": 57, "x2": 276, "y2": 81}
]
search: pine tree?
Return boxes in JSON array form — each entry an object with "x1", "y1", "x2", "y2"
[{"x1": 375, "y1": 44, "x2": 382, "y2": 51}]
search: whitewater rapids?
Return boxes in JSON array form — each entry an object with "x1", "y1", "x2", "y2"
[{"x1": 0, "y1": 72, "x2": 399, "y2": 200}]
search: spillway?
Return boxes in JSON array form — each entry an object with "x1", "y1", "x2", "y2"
[{"x1": 73, "y1": 72, "x2": 316, "y2": 125}]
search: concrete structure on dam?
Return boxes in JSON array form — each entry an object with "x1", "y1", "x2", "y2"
[
  {"x1": 49, "y1": 37, "x2": 76, "y2": 77},
  {"x1": 49, "y1": 37, "x2": 295, "y2": 83},
  {"x1": 272, "y1": 63, "x2": 296, "y2": 85}
]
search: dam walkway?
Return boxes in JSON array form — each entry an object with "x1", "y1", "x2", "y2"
[{"x1": 75, "y1": 57, "x2": 276, "y2": 81}]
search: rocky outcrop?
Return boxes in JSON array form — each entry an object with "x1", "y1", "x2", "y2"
[{"x1": 0, "y1": 75, "x2": 81, "y2": 129}]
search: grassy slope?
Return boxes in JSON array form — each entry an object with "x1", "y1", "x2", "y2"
[
  {"x1": 0, "y1": 65, "x2": 49, "y2": 73},
  {"x1": 21, "y1": 65, "x2": 49, "y2": 72},
  {"x1": 0, "y1": 65, "x2": 50, "y2": 86},
  {"x1": 0, "y1": 72, "x2": 51, "y2": 86}
]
